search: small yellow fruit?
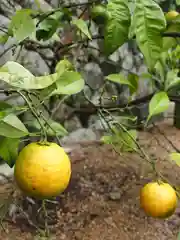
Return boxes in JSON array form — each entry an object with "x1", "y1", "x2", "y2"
[
  {"x1": 165, "y1": 11, "x2": 179, "y2": 22},
  {"x1": 14, "y1": 142, "x2": 71, "y2": 199},
  {"x1": 140, "y1": 182, "x2": 178, "y2": 218}
]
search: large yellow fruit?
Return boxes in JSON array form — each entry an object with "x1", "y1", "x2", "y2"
[
  {"x1": 140, "y1": 182, "x2": 178, "y2": 218},
  {"x1": 14, "y1": 142, "x2": 71, "y2": 199},
  {"x1": 165, "y1": 11, "x2": 179, "y2": 23}
]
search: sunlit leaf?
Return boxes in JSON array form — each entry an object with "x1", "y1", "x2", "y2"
[
  {"x1": 104, "y1": 0, "x2": 131, "y2": 55},
  {"x1": 147, "y1": 92, "x2": 170, "y2": 122},
  {"x1": 163, "y1": 24, "x2": 180, "y2": 51},
  {"x1": 134, "y1": 0, "x2": 166, "y2": 70},
  {"x1": 27, "y1": 118, "x2": 68, "y2": 137},
  {"x1": 52, "y1": 71, "x2": 85, "y2": 95},
  {"x1": 106, "y1": 73, "x2": 138, "y2": 94},
  {"x1": 9, "y1": 9, "x2": 36, "y2": 42},
  {"x1": 169, "y1": 152, "x2": 180, "y2": 167},
  {"x1": 55, "y1": 59, "x2": 74, "y2": 77},
  {"x1": 72, "y1": 19, "x2": 91, "y2": 39},
  {"x1": 165, "y1": 69, "x2": 180, "y2": 91},
  {"x1": 0, "y1": 61, "x2": 58, "y2": 90},
  {"x1": 0, "y1": 114, "x2": 29, "y2": 138}
]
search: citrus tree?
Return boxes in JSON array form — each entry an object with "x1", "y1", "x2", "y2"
[{"x1": 0, "y1": 0, "x2": 180, "y2": 236}]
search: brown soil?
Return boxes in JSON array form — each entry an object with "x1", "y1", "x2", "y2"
[{"x1": 1, "y1": 120, "x2": 180, "y2": 240}]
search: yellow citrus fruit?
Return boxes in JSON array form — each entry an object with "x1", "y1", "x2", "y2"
[
  {"x1": 14, "y1": 142, "x2": 71, "y2": 199},
  {"x1": 165, "y1": 11, "x2": 179, "y2": 22},
  {"x1": 140, "y1": 182, "x2": 178, "y2": 218}
]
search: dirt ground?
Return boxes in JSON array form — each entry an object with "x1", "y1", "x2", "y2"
[{"x1": 1, "y1": 119, "x2": 180, "y2": 240}]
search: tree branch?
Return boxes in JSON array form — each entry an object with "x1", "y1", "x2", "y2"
[{"x1": 162, "y1": 32, "x2": 180, "y2": 38}]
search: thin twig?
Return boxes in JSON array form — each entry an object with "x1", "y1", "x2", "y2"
[
  {"x1": 42, "y1": 200, "x2": 49, "y2": 237},
  {"x1": 162, "y1": 32, "x2": 180, "y2": 38},
  {"x1": 153, "y1": 123, "x2": 180, "y2": 153},
  {"x1": 18, "y1": 91, "x2": 47, "y2": 141}
]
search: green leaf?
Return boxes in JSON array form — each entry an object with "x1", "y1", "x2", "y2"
[
  {"x1": 117, "y1": 129, "x2": 137, "y2": 152},
  {"x1": 9, "y1": 9, "x2": 36, "y2": 42},
  {"x1": 140, "y1": 72, "x2": 152, "y2": 79},
  {"x1": 154, "y1": 60, "x2": 165, "y2": 83},
  {"x1": 101, "y1": 135, "x2": 114, "y2": 145},
  {"x1": 176, "y1": 0, "x2": 180, "y2": 5},
  {"x1": 0, "y1": 34, "x2": 9, "y2": 44},
  {"x1": 169, "y1": 152, "x2": 180, "y2": 167},
  {"x1": 52, "y1": 71, "x2": 85, "y2": 95},
  {"x1": 104, "y1": 0, "x2": 131, "y2": 55},
  {"x1": 0, "y1": 138, "x2": 20, "y2": 167},
  {"x1": 0, "y1": 101, "x2": 28, "y2": 120},
  {"x1": 0, "y1": 114, "x2": 29, "y2": 138},
  {"x1": 163, "y1": 24, "x2": 180, "y2": 51},
  {"x1": 127, "y1": 73, "x2": 139, "y2": 94},
  {"x1": 148, "y1": 91, "x2": 170, "y2": 121},
  {"x1": 106, "y1": 73, "x2": 138, "y2": 94},
  {"x1": 0, "y1": 61, "x2": 58, "y2": 90},
  {"x1": 36, "y1": 12, "x2": 62, "y2": 41},
  {"x1": 55, "y1": 59, "x2": 74, "y2": 77},
  {"x1": 72, "y1": 19, "x2": 91, "y2": 39},
  {"x1": 27, "y1": 118, "x2": 68, "y2": 137},
  {"x1": 177, "y1": 230, "x2": 180, "y2": 240},
  {"x1": 165, "y1": 69, "x2": 180, "y2": 91},
  {"x1": 101, "y1": 128, "x2": 137, "y2": 152},
  {"x1": 134, "y1": 0, "x2": 166, "y2": 70},
  {"x1": 128, "y1": 14, "x2": 136, "y2": 39}
]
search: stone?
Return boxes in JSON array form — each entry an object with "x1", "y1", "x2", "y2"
[
  {"x1": 82, "y1": 62, "x2": 104, "y2": 90},
  {"x1": 88, "y1": 115, "x2": 110, "y2": 130},
  {"x1": 61, "y1": 128, "x2": 97, "y2": 144},
  {"x1": 0, "y1": 163, "x2": 14, "y2": 183},
  {"x1": 17, "y1": 50, "x2": 50, "y2": 76},
  {"x1": 122, "y1": 52, "x2": 134, "y2": 71},
  {"x1": 64, "y1": 116, "x2": 82, "y2": 132},
  {"x1": 0, "y1": 14, "x2": 10, "y2": 26},
  {"x1": 109, "y1": 191, "x2": 122, "y2": 201}
]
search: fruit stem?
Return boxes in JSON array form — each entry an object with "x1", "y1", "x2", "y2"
[{"x1": 18, "y1": 91, "x2": 48, "y2": 142}]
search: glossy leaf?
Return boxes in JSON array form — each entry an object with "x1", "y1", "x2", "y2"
[
  {"x1": 113, "y1": 128, "x2": 137, "y2": 152},
  {"x1": 0, "y1": 101, "x2": 27, "y2": 121},
  {"x1": 72, "y1": 19, "x2": 91, "y2": 39},
  {"x1": 0, "y1": 61, "x2": 58, "y2": 90},
  {"x1": 163, "y1": 24, "x2": 180, "y2": 51},
  {"x1": 148, "y1": 92, "x2": 170, "y2": 121},
  {"x1": 134, "y1": 0, "x2": 166, "y2": 70},
  {"x1": 165, "y1": 69, "x2": 180, "y2": 91},
  {"x1": 104, "y1": 0, "x2": 131, "y2": 55},
  {"x1": 36, "y1": 12, "x2": 62, "y2": 41},
  {"x1": 0, "y1": 138, "x2": 20, "y2": 167},
  {"x1": 0, "y1": 114, "x2": 29, "y2": 138},
  {"x1": 52, "y1": 71, "x2": 85, "y2": 95},
  {"x1": 106, "y1": 73, "x2": 138, "y2": 94},
  {"x1": 169, "y1": 152, "x2": 180, "y2": 167},
  {"x1": 101, "y1": 128, "x2": 137, "y2": 152},
  {"x1": 127, "y1": 73, "x2": 139, "y2": 94},
  {"x1": 9, "y1": 9, "x2": 36, "y2": 42},
  {"x1": 55, "y1": 59, "x2": 74, "y2": 77},
  {"x1": 27, "y1": 118, "x2": 68, "y2": 137}
]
